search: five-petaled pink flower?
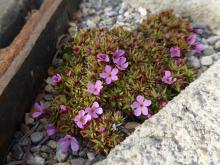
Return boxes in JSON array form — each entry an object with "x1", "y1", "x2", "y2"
[
  {"x1": 169, "y1": 47, "x2": 181, "y2": 58},
  {"x1": 74, "y1": 110, "x2": 91, "y2": 128},
  {"x1": 60, "y1": 104, "x2": 68, "y2": 113},
  {"x1": 52, "y1": 74, "x2": 62, "y2": 84},
  {"x1": 194, "y1": 43, "x2": 205, "y2": 53},
  {"x1": 187, "y1": 34, "x2": 197, "y2": 45},
  {"x1": 57, "y1": 135, "x2": 79, "y2": 153},
  {"x1": 161, "y1": 70, "x2": 176, "y2": 85},
  {"x1": 97, "y1": 53, "x2": 110, "y2": 62},
  {"x1": 100, "y1": 65, "x2": 118, "y2": 84},
  {"x1": 47, "y1": 123, "x2": 56, "y2": 136},
  {"x1": 87, "y1": 80, "x2": 103, "y2": 96},
  {"x1": 113, "y1": 49, "x2": 125, "y2": 63},
  {"x1": 115, "y1": 57, "x2": 128, "y2": 70},
  {"x1": 85, "y1": 102, "x2": 103, "y2": 119},
  {"x1": 32, "y1": 102, "x2": 44, "y2": 118},
  {"x1": 131, "y1": 95, "x2": 151, "y2": 116}
]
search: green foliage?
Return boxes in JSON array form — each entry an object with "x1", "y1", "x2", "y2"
[{"x1": 46, "y1": 10, "x2": 196, "y2": 153}]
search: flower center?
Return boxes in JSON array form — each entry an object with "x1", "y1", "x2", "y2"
[
  {"x1": 108, "y1": 73, "x2": 112, "y2": 78},
  {"x1": 79, "y1": 117, "x2": 84, "y2": 123},
  {"x1": 140, "y1": 104, "x2": 144, "y2": 108}
]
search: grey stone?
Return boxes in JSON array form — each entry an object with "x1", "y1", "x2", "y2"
[
  {"x1": 47, "y1": 140, "x2": 57, "y2": 149},
  {"x1": 211, "y1": 53, "x2": 219, "y2": 61},
  {"x1": 214, "y1": 40, "x2": 220, "y2": 51},
  {"x1": 40, "y1": 145, "x2": 50, "y2": 153},
  {"x1": 30, "y1": 145, "x2": 41, "y2": 153},
  {"x1": 30, "y1": 132, "x2": 44, "y2": 144},
  {"x1": 25, "y1": 113, "x2": 34, "y2": 125},
  {"x1": 137, "y1": 7, "x2": 147, "y2": 16},
  {"x1": 27, "y1": 155, "x2": 45, "y2": 165},
  {"x1": 87, "y1": 152, "x2": 96, "y2": 161},
  {"x1": 191, "y1": 22, "x2": 207, "y2": 29},
  {"x1": 200, "y1": 56, "x2": 213, "y2": 66},
  {"x1": 86, "y1": 20, "x2": 96, "y2": 28},
  {"x1": 124, "y1": 122, "x2": 141, "y2": 132},
  {"x1": 188, "y1": 56, "x2": 201, "y2": 69},
  {"x1": 12, "y1": 144, "x2": 23, "y2": 160},
  {"x1": 207, "y1": 36, "x2": 220, "y2": 45},
  {"x1": 44, "y1": 84, "x2": 54, "y2": 93},
  {"x1": 70, "y1": 158, "x2": 85, "y2": 165},
  {"x1": 105, "y1": 11, "x2": 118, "y2": 17},
  {"x1": 40, "y1": 152, "x2": 48, "y2": 159},
  {"x1": 56, "y1": 145, "x2": 68, "y2": 162},
  {"x1": 55, "y1": 163, "x2": 70, "y2": 165},
  {"x1": 203, "y1": 46, "x2": 215, "y2": 56}
]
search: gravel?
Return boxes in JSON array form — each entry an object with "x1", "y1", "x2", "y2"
[
  {"x1": 30, "y1": 132, "x2": 44, "y2": 144},
  {"x1": 200, "y1": 56, "x2": 213, "y2": 66}
]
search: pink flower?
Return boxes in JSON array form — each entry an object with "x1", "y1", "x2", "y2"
[
  {"x1": 169, "y1": 47, "x2": 181, "y2": 58},
  {"x1": 60, "y1": 104, "x2": 68, "y2": 113},
  {"x1": 194, "y1": 43, "x2": 205, "y2": 53},
  {"x1": 85, "y1": 102, "x2": 103, "y2": 119},
  {"x1": 97, "y1": 53, "x2": 110, "y2": 62},
  {"x1": 187, "y1": 34, "x2": 197, "y2": 45},
  {"x1": 87, "y1": 80, "x2": 103, "y2": 96},
  {"x1": 99, "y1": 127, "x2": 106, "y2": 133},
  {"x1": 161, "y1": 70, "x2": 176, "y2": 85},
  {"x1": 32, "y1": 102, "x2": 44, "y2": 118},
  {"x1": 47, "y1": 124, "x2": 56, "y2": 136},
  {"x1": 100, "y1": 65, "x2": 118, "y2": 84},
  {"x1": 113, "y1": 49, "x2": 125, "y2": 63},
  {"x1": 131, "y1": 95, "x2": 151, "y2": 116},
  {"x1": 52, "y1": 74, "x2": 62, "y2": 84},
  {"x1": 57, "y1": 135, "x2": 79, "y2": 153},
  {"x1": 74, "y1": 110, "x2": 91, "y2": 128},
  {"x1": 164, "y1": 34, "x2": 171, "y2": 40},
  {"x1": 115, "y1": 57, "x2": 128, "y2": 70}
]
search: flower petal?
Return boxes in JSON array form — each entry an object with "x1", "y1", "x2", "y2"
[
  {"x1": 112, "y1": 68, "x2": 119, "y2": 75},
  {"x1": 131, "y1": 102, "x2": 139, "y2": 109},
  {"x1": 92, "y1": 101, "x2": 99, "y2": 108},
  {"x1": 134, "y1": 109, "x2": 142, "y2": 116},
  {"x1": 105, "y1": 65, "x2": 112, "y2": 73},
  {"x1": 136, "y1": 95, "x2": 144, "y2": 104},
  {"x1": 143, "y1": 99, "x2": 151, "y2": 106},
  {"x1": 141, "y1": 107, "x2": 149, "y2": 115},
  {"x1": 70, "y1": 137, "x2": 79, "y2": 152}
]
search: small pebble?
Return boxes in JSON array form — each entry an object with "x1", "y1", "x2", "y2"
[
  {"x1": 124, "y1": 122, "x2": 141, "y2": 132},
  {"x1": 188, "y1": 56, "x2": 201, "y2": 69},
  {"x1": 214, "y1": 40, "x2": 220, "y2": 51},
  {"x1": 55, "y1": 162, "x2": 70, "y2": 165},
  {"x1": 70, "y1": 158, "x2": 85, "y2": 165},
  {"x1": 48, "y1": 140, "x2": 57, "y2": 149},
  {"x1": 25, "y1": 113, "x2": 34, "y2": 125},
  {"x1": 203, "y1": 46, "x2": 215, "y2": 56},
  {"x1": 86, "y1": 20, "x2": 96, "y2": 28},
  {"x1": 200, "y1": 56, "x2": 213, "y2": 66},
  {"x1": 87, "y1": 152, "x2": 96, "y2": 161},
  {"x1": 27, "y1": 155, "x2": 45, "y2": 165},
  {"x1": 207, "y1": 36, "x2": 220, "y2": 45},
  {"x1": 30, "y1": 132, "x2": 44, "y2": 144},
  {"x1": 138, "y1": 7, "x2": 147, "y2": 16}
]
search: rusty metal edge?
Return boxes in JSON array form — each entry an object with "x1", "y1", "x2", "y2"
[{"x1": 0, "y1": 0, "x2": 80, "y2": 163}]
